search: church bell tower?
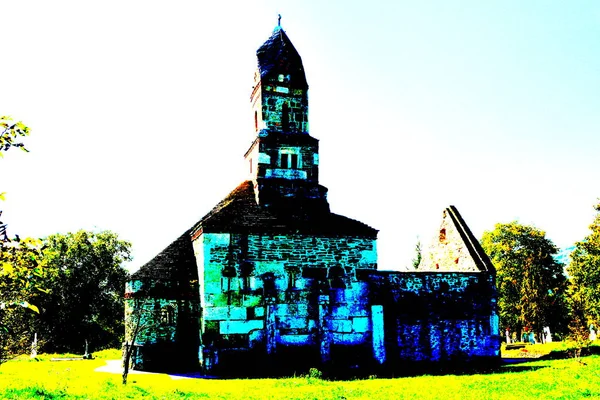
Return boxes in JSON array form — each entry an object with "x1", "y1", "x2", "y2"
[{"x1": 244, "y1": 22, "x2": 328, "y2": 213}]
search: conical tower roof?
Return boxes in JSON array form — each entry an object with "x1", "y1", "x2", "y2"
[{"x1": 256, "y1": 26, "x2": 308, "y2": 88}]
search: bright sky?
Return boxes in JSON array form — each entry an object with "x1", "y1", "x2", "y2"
[{"x1": 2, "y1": 1, "x2": 599, "y2": 272}]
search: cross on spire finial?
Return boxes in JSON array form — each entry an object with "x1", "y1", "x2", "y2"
[{"x1": 278, "y1": 14, "x2": 281, "y2": 27}]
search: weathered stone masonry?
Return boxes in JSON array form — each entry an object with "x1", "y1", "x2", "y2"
[{"x1": 124, "y1": 24, "x2": 500, "y2": 375}]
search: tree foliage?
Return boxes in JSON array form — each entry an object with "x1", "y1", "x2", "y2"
[
  {"x1": 0, "y1": 116, "x2": 29, "y2": 157},
  {"x1": 37, "y1": 230, "x2": 131, "y2": 353},
  {"x1": 1, "y1": 230, "x2": 131, "y2": 359},
  {"x1": 0, "y1": 116, "x2": 30, "y2": 241},
  {"x1": 568, "y1": 201, "x2": 600, "y2": 328},
  {"x1": 0, "y1": 116, "x2": 36, "y2": 362},
  {"x1": 0, "y1": 237, "x2": 48, "y2": 362},
  {"x1": 411, "y1": 238, "x2": 422, "y2": 269},
  {"x1": 481, "y1": 222, "x2": 568, "y2": 339}
]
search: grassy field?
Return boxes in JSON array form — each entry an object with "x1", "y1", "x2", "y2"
[{"x1": 0, "y1": 344, "x2": 599, "y2": 399}]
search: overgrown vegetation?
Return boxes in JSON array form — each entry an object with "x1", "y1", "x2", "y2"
[{"x1": 0, "y1": 344, "x2": 599, "y2": 399}]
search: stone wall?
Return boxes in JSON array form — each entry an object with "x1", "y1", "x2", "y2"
[
  {"x1": 195, "y1": 233, "x2": 377, "y2": 285},
  {"x1": 420, "y1": 207, "x2": 488, "y2": 272},
  {"x1": 365, "y1": 271, "x2": 500, "y2": 365},
  {"x1": 193, "y1": 232, "x2": 378, "y2": 373},
  {"x1": 260, "y1": 86, "x2": 308, "y2": 133},
  {"x1": 191, "y1": 232, "x2": 498, "y2": 374},
  {"x1": 124, "y1": 279, "x2": 200, "y2": 372}
]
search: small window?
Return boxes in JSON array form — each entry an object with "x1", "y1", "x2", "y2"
[
  {"x1": 240, "y1": 262, "x2": 254, "y2": 292},
  {"x1": 279, "y1": 148, "x2": 301, "y2": 170},
  {"x1": 439, "y1": 228, "x2": 447, "y2": 243},
  {"x1": 282, "y1": 102, "x2": 289, "y2": 131},
  {"x1": 261, "y1": 272, "x2": 276, "y2": 296},
  {"x1": 160, "y1": 306, "x2": 175, "y2": 325},
  {"x1": 254, "y1": 111, "x2": 258, "y2": 131}
]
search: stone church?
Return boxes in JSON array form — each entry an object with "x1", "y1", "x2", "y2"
[{"x1": 124, "y1": 24, "x2": 500, "y2": 375}]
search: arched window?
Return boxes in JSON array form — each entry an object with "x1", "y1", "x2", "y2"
[
  {"x1": 328, "y1": 265, "x2": 346, "y2": 289},
  {"x1": 160, "y1": 306, "x2": 175, "y2": 325},
  {"x1": 240, "y1": 261, "x2": 254, "y2": 292},
  {"x1": 281, "y1": 102, "x2": 289, "y2": 131}
]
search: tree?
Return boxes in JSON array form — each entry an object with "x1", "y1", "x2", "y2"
[
  {"x1": 568, "y1": 201, "x2": 600, "y2": 329},
  {"x1": 0, "y1": 118, "x2": 38, "y2": 363},
  {"x1": 122, "y1": 295, "x2": 155, "y2": 385},
  {"x1": 481, "y1": 222, "x2": 568, "y2": 341},
  {"x1": 37, "y1": 230, "x2": 131, "y2": 353},
  {"x1": 0, "y1": 116, "x2": 30, "y2": 241},
  {"x1": 0, "y1": 237, "x2": 48, "y2": 363}
]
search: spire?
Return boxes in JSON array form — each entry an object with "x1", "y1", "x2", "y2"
[
  {"x1": 256, "y1": 25, "x2": 307, "y2": 87},
  {"x1": 278, "y1": 14, "x2": 281, "y2": 27}
]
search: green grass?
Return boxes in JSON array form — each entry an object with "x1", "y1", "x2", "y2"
[
  {"x1": 1, "y1": 344, "x2": 600, "y2": 399},
  {"x1": 501, "y1": 341, "x2": 600, "y2": 359}
]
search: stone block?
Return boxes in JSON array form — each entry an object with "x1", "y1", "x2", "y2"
[
  {"x1": 204, "y1": 233, "x2": 230, "y2": 246},
  {"x1": 278, "y1": 317, "x2": 308, "y2": 330},
  {"x1": 242, "y1": 294, "x2": 262, "y2": 308},
  {"x1": 352, "y1": 317, "x2": 370, "y2": 333},
  {"x1": 275, "y1": 303, "x2": 308, "y2": 317},
  {"x1": 204, "y1": 280, "x2": 222, "y2": 296},
  {"x1": 279, "y1": 334, "x2": 313, "y2": 346},
  {"x1": 331, "y1": 319, "x2": 352, "y2": 333},
  {"x1": 205, "y1": 306, "x2": 247, "y2": 321},
  {"x1": 219, "y1": 320, "x2": 264, "y2": 335},
  {"x1": 249, "y1": 329, "x2": 264, "y2": 348},
  {"x1": 332, "y1": 333, "x2": 367, "y2": 345},
  {"x1": 347, "y1": 302, "x2": 369, "y2": 317},
  {"x1": 331, "y1": 305, "x2": 349, "y2": 319}
]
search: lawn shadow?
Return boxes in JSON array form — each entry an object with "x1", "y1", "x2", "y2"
[
  {"x1": 539, "y1": 345, "x2": 600, "y2": 361},
  {"x1": 158, "y1": 359, "x2": 549, "y2": 381},
  {"x1": 127, "y1": 347, "x2": 600, "y2": 381}
]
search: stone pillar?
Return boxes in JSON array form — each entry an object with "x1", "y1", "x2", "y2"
[
  {"x1": 371, "y1": 305, "x2": 385, "y2": 365},
  {"x1": 266, "y1": 302, "x2": 277, "y2": 355},
  {"x1": 318, "y1": 294, "x2": 331, "y2": 364}
]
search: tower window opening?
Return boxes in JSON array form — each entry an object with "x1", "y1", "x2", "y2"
[
  {"x1": 282, "y1": 102, "x2": 289, "y2": 132},
  {"x1": 290, "y1": 154, "x2": 298, "y2": 169},
  {"x1": 281, "y1": 153, "x2": 289, "y2": 168},
  {"x1": 279, "y1": 148, "x2": 301, "y2": 170},
  {"x1": 254, "y1": 111, "x2": 258, "y2": 131}
]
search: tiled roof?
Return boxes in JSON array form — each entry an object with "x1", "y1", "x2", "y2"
[
  {"x1": 133, "y1": 181, "x2": 377, "y2": 280},
  {"x1": 132, "y1": 232, "x2": 197, "y2": 281},
  {"x1": 191, "y1": 181, "x2": 378, "y2": 237},
  {"x1": 256, "y1": 27, "x2": 307, "y2": 87}
]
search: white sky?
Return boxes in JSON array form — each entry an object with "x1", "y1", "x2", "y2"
[{"x1": 2, "y1": 1, "x2": 599, "y2": 271}]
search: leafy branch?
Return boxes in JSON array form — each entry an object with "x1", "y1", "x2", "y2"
[{"x1": 0, "y1": 116, "x2": 30, "y2": 156}]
